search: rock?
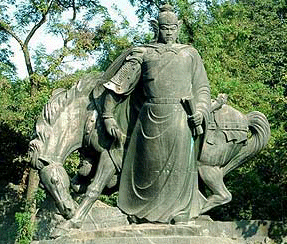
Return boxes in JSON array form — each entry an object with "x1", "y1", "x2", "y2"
[{"x1": 32, "y1": 201, "x2": 279, "y2": 244}]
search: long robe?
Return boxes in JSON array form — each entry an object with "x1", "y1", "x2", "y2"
[{"x1": 104, "y1": 43, "x2": 210, "y2": 223}]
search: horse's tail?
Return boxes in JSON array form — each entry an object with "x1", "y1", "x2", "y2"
[{"x1": 222, "y1": 111, "x2": 270, "y2": 176}]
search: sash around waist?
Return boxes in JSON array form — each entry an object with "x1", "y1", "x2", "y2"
[{"x1": 146, "y1": 97, "x2": 191, "y2": 104}]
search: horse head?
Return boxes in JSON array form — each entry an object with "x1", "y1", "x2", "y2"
[{"x1": 40, "y1": 163, "x2": 76, "y2": 219}]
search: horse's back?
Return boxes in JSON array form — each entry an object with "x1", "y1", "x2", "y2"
[
  {"x1": 199, "y1": 105, "x2": 248, "y2": 166},
  {"x1": 31, "y1": 73, "x2": 105, "y2": 165}
]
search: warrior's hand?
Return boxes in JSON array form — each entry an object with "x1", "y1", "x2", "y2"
[
  {"x1": 188, "y1": 111, "x2": 203, "y2": 127},
  {"x1": 104, "y1": 118, "x2": 123, "y2": 142}
]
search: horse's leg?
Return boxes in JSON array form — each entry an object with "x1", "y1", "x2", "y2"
[
  {"x1": 199, "y1": 165, "x2": 232, "y2": 214},
  {"x1": 69, "y1": 149, "x2": 117, "y2": 227}
]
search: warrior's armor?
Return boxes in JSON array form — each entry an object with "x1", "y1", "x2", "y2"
[{"x1": 102, "y1": 5, "x2": 211, "y2": 223}]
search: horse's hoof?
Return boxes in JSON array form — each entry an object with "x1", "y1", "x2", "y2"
[
  {"x1": 194, "y1": 215, "x2": 213, "y2": 222},
  {"x1": 71, "y1": 183, "x2": 81, "y2": 193},
  {"x1": 69, "y1": 219, "x2": 82, "y2": 229},
  {"x1": 50, "y1": 219, "x2": 80, "y2": 239},
  {"x1": 199, "y1": 193, "x2": 232, "y2": 215},
  {"x1": 50, "y1": 226, "x2": 70, "y2": 239}
]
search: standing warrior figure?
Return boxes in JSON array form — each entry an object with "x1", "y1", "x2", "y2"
[{"x1": 102, "y1": 4, "x2": 211, "y2": 224}]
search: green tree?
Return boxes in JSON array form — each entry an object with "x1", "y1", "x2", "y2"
[
  {"x1": 0, "y1": 32, "x2": 16, "y2": 79},
  {"x1": 0, "y1": 0, "x2": 108, "y2": 94}
]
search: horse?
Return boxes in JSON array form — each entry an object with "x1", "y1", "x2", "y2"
[
  {"x1": 28, "y1": 77, "x2": 270, "y2": 230},
  {"x1": 197, "y1": 94, "x2": 270, "y2": 214},
  {"x1": 28, "y1": 73, "x2": 122, "y2": 224}
]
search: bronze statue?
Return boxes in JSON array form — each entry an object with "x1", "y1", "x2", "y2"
[
  {"x1": 28, "y1": 4, "x2": 270, "y2": 234},
  {"x1": 198, "y1": 94, "x2": 270, "y2": 214},
  {"x1": 102, "y1": 4, "x2": 210, "y2": 224}
]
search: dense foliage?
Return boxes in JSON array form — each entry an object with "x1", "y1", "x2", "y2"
[{"x1": 0, "y1": 0, "x2": 286, "y2": 242}]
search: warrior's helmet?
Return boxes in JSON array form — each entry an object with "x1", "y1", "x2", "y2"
[
  {"x1": 150, "y1": 4, "x2": 180, "y2": 43},
  {"x1": 158, "y1": 4, "x2": 179, "y2": 25}
]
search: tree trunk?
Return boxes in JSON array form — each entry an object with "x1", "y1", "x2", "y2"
[
  {"x1": 22, "y1": 44, "x2": 38, "y2": 95},
  {"x1": 25, "y1": 168, "x2": 40, "y2": 224}
]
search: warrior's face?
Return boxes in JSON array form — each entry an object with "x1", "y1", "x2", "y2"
[{"x1": 158, "y1": 24, "x2": 178, "y2": 44}]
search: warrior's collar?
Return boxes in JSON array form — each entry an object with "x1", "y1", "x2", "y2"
[{"x1": 143, "y1": 43, "x2": 189, "y2": 54}]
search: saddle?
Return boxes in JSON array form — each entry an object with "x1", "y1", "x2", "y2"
[
  {"x1": 199, "y1": 94, "x2": 249, "y2": 166},
  {"x1": 207, "y1": 104, "x2": 248, "y2": 145}
]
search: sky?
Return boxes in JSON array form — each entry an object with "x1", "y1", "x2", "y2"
[{"x1": 10, "y1": 0, "x2": 139, "y2": 79}]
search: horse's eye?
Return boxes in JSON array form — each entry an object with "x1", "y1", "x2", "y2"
[{"x1": 51, "y1": 177, "x2": 59, "y2": 185}]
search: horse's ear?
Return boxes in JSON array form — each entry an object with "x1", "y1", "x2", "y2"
[{"x1": 51, "y1": 176, "x2": 60, "y2": 185}]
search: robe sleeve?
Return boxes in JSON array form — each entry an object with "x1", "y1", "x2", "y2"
[{"x1": 190, "y1": 48, "x2": 211, "y2": 126}]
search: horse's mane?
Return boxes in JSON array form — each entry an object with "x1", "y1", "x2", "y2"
[
  {"x1": 31, "y1": 73, "x2": 104, "y2": 151},
  {"x1": 43, "y1": 73, "x2": 104, "y2": 126}
]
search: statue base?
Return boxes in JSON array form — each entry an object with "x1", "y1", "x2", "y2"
[{"x1": 32, "y1": 200, "x2": 276, "y2": 244}]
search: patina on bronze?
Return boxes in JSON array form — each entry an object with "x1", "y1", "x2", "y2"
[
  {"x1": 28, "y1": 3, "x2": 270, "y2": 235},
  {"x1": 103, "y1": 4, "x2": 210, "y2": 224},
  {"x1": 102, "y1": 4, "x2": 270, "y2": 224}
]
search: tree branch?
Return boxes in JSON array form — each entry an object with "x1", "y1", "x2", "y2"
[
  {"x1": 72, "y1": 0, "x2": 77, "y2": 21},
  {"x1": 24, "y1": 0, "x2": 55, "y2": 46},
  {"x1": 0, "y1": 21, "x2": 24, "y2": 48},
  {"x1": 44, "y1": 0, "x2": 77, "y2": 77}
]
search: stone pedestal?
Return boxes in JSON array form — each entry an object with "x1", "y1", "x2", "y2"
[{"x1": 32, "y1": 201, "x2": 276, "y2": 244}]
